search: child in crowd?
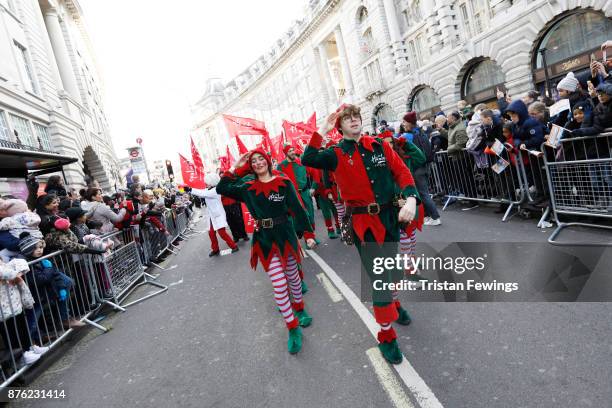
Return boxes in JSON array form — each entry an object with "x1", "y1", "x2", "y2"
[
  {"x1": 44, "y1": 216, "x2": 105, "y2": 255},
  {"x1": 19, "y1": 232, "x2": 84, "y2": 335},
  {"x1": 0, "y1": 199, "x2": 42, "y2": 260},
  {"x1": 0, "y1": 256, "x2": 43, "y2": 365},
  {"x1": 564, "y1": 106, "x2": 587, "y2": 131},
  {"x1": 66, "y1": 208, "x2": 114, "y2": 254}
]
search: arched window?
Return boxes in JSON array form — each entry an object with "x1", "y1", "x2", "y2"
[
  {"x1": 357, "y1": 6, "x2": 368, "y2": 24},
  {"x1": 535, "y1": 11, "x2": 612, "y2": 69},
  {"x1": 461, "y1": 59, "x2": 505, "y2": 104},
  {"x1": 409, "y1": 86, "x2": 441, "y2": 118},
  {"x1": 371, "y1": 103, "x2": 398, "y2": 131},
  {"x1": 361, "y1": 28, "x2": 375, "y2": 55}
]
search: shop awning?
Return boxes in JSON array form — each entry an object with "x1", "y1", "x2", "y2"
[{"x1": 0, "y1": 142, "x2": 78, "y2": 178}]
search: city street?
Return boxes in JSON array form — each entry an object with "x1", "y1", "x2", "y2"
[{"x1": 14, "y1": 205, "x2": 612, "y2": 408}]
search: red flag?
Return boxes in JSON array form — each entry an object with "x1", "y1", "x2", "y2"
[
  {"x1": 223, "y1": 114, "x2": 267, "y2": 137},
  {"x1": 190, "y1": 137, "x2": 205, "y2": 176},
  {"x1": 226, "y1": 146, "x2": 235, "y2": 167},
  {"x1": 270, "y1": 133, "x2": 284, "y2": 162},
  {"x1": 219, "y1": 156, "x2": 230, "y2": 172},
  {"x1": 327, "y1": 127, "x2": 342, "y2": 143},
  {"x1": 305, "y1": 112, "x2": 317, "y2": 131},
  {"x1": 235, "y1": 134, "x2": 248, "y2": 154},
  {"x1": 179, "y1": 153, "x2": 205, "y2": 189}
]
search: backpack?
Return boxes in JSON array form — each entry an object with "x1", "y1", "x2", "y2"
[{"x1": 411, "y1": 129, "x2": 434, "y2": 163}]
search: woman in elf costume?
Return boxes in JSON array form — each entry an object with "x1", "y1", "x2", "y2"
[{"x1": 216, "y1": 148, "x2": 316, "y2": 354}]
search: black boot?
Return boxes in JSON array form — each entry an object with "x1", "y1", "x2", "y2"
[{"x1": 209, "y1": 250, "x2": 220, "y2": 257}]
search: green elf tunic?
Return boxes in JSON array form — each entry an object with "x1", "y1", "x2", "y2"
[
  {"x1": 302, "y1": 132, "x2": 420, "y2": 326},
  {"x1": 277, "y1": 159, "x2": 317, "y2": 227},
  {"x1": 393, "y1": 138, "x2": 426, "y2": 232},
  {"x1": 217, "y1": 169, "x2": 314, "y2": 271}
]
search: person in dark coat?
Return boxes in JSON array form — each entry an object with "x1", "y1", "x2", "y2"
[
  {"x1": 505, "y1": 99, "x2": 545, "y2": 150},
  {"x1": 44, "y1": 175, "x2": 67, "y2": 197}
]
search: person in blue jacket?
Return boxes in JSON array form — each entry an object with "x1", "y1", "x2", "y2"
[{"x1": 505, "y1": 99, "x2": 545, "y2": 150}]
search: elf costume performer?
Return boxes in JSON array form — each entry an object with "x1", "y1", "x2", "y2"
[
  {"x1": 216, "y1": 148, "x2": 316, "y2": 354},
  {"x1": 391, "y1": 136, "x2": 426, "y2": 283},
  {"x1": 277, "y1": 146, "x2": 318, "y2": 231},
  {"x1": 302, "y1": 104, "x2": 420, "y2": 364}
]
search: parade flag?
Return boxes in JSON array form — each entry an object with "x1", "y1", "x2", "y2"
[
  {"x1": 270, "y1": 133, "x2": 284, "y2": 162},
  {"x1": 241, "y1": 203, "x2": 256, "y2": 233},
  {"x1": 179, "y1": 153, "x2": 205, "y2": 189},
  {"x1": 305, "y1": 112, "x2": 317, "y2": 131},
  {"x1": 219, "y1": 156, "x2": 230, "y2": 172},
  {"x1": 222, "y1": 114, "x2": 267, "y2": 137},
  {"x1": 226, "y1": 146, "x2": 235, "y2": 167},
  {"x1": 327, "y1": 127, "x2": 343, "y2": 143},
  {"x1": 235, "y1": 134, "x2": 248, "y2": 154},
  {"x1": 190, "y1": 137, "x2": 205, "y2": 176}
]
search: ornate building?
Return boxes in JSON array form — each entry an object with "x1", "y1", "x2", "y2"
[
  {"x1": 0, "y1": 0, "x2": 120, "y2": 191},
  {"x1": 192, "y1": 0, "x2": 611, "y2": 168}
]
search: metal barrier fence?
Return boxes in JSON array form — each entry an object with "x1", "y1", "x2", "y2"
[
  {"x1": 0, "y1": 207, "x2": 196, "y2": 390},
  {"x1": 427, "y1": 130, "x2": 612, "y2": 245},
  {"x1": 542, "y1": 132, "x2": 612, "y2": 245},
  {"x1": 429, "y1": 148, "x2": 524, "y2": 221}
]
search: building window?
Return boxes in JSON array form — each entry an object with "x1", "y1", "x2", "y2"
[
  {"x1": 364, "y1": 59, "x2": 382, "y2": 89},
  {"x1": 459, "y1": 0, "x2": 489, "y2": 39},
  {"x1": 357, "y1": 6, "x2": 368, "y2": 24},
  {"x1": 14, "y1": 41, "x2": 38, "y2": 94},
  {"x1": 535, "y1": 11, "x2": 612, "y2": 69},
  {"x1": 461, "y1": 59, "x2": 505, "y2": 105},
  {"x1": 408, "y1": 40, "x2": 419, "y2": 69},
  {"x1": 402, "y1": 0, "x2": 423, "y2": 31},
  {"x1": 409, "y1": 86, "x2": 442, "y2": 118},
  {"x1": 0, "y1": 111, "x2": 11, "y2": 142},
  {"x1": 33, "y1": 123, "x2": 53, "y2": 151},
  {"x1": 361, "y1": 27, "x2": 375, "y2": 55},
  {"x1": 9, "y1": 114, "x2": 36, "y2": 147}
]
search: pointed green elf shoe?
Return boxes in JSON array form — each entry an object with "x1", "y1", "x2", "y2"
[
  {"x1": 378, "y1": 338, "x2": 403, "y2": 364},
  {"x1": 395, "y1": 302, "x2": 412, "y2": 326},
  {"x1": 301, "y1": 280, "x2": 309, "y2": 294},
  {"x1": 295, "y1": 308, "x2": 312, "y2": 328},
  {"x1": 328, "y1": 230, "x2": 338, "y2": 239},
  {"x1": 287, "y1": 327, "x2": 303, "y2": 354}
]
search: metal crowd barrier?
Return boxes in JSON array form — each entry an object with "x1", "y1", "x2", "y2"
[
  {"x1": 0, "y1": 206, "x2": 196, "y2": 390},
  {"x1": 429, "y1": 148, "x2": 524, "y2": 221},
  {"x1": 542, "y1": 131, "x2": 612, "y2": 245}
]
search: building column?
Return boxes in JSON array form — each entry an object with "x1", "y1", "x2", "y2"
[
  {"x1": 381, "y1": 0, "x2": 408, "y2": 71},
  {"x1": 333, "y1": 26, "x2": 354, "y2": 101},
  {"x1": 317, "y1": 42, "x2": 337, "y2": 106},
  {"x1": 42, "y1": 7, "x2": 81, "y2": 102}
]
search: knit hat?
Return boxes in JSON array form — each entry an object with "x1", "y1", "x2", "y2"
[
  {"x1": 282, "y1": 144, "x2": 294, "y2": 155},
  {"x1": 19, "y1": 232, "x2": 41, "y2": 257},
  {"x1": 403, "y1": 111, "x2": 417, "y2": 125},
  {"x1": 0, "y1": 199, "x2": 28, "y2": 217},
  {"x1": 596, "y1": 82, "x2": 612, "y2": 96},
  {"x1": 556, "y1": 72, "x2": 579, "y2": 92},
  {"x1": 53, "y1": 216, "x2": 70, "y2": 231},
  {"x1": 65, "y1": 207, "x2": 86, "y2": 222}
]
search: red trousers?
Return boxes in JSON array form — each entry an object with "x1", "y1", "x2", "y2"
[{"x1": 209, "y1": 221, "x2": 237, "y2": 251}]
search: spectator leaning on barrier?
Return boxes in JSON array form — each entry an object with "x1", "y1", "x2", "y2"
[
  {"x1": 571, "y1": 83, "x2": 612, "y2": 140},
  {"x1": 82, "y1": 188, "x2": 126, "y2": 234},
  {"x1": 527, "y1": 102, "x2": 550, "y2": 133},
  {"x1": 446, "y1": 111, "x2": 468, "y2": 156},
  {"x1": 552, "y1": 72, "x2": 594, "y2": 128},
  {"x1": 430, "y1": 115, "x2": 448, "y2": 153},
  {"x1": 504, "y1": 99, "x2": 545, "y2": 151}
]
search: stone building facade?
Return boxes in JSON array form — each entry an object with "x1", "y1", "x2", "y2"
[
  {"x1": 0, "y1": 0, "x2": 120, "y2": 191},
  {"x1": 192, "y1": 0, "x2": 611, "y2": 169}
]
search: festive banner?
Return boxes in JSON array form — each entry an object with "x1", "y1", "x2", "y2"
[
  {"x1": 222, "y1": 114, "x2": 267, "y2": 137},
  {"x1": 241, "y1": 203, "x2": 256, "y2": 233},
  {"x1": 226, "y1": 146, "x2": 235, "y2": 167},
  {"x1": 190, "y1": 137, "x2": 205, "y2": 177},
  {"x1": 235, "y1": 134, "x2": 248, "y2": 154},
  {"x1": 305, "y1": 112, "x2": 317, "y2": 132},
  {"x1": 218, "y1": 156, "x2": 230, "y2": 172},
  {"x1": 179, "y1": 153, "x2": 205, "y2": 189}
]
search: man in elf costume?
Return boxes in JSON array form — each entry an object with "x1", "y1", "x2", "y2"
[
  {"x1": 302, "y1": 104, "x2": 420, "y2": 364},
  {"x1": 277, "y1": 146, "x2": 317, "y2": 231}
]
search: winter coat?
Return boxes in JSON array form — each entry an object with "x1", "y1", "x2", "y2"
[
  {"x1": 551, "y1": 92, "x2": 594, "y2": 128},
  {"x1": 0, "y1": 258, "x2": 34, "y2": 320},
  {"x1": 572, "y1": 99, "x2": 612, "y2": 138},
  {"x1": 70, "y1": 223, "x2": 90, "y2": 244},
  {"x1": 447, "y1": 121, "x2": 468, "y2": 156},
  {"x1": 83, "y1": 201, "x2": 126, "y2": 234},
  {"x1": 506, "y1": 100, "x2": 546, "y2": 150},
  {"x1": 45, "y1": 229, "x2": 89, "y2": 254},
  {"x1": 430, "y1": 129, "x2": 448, "y2": 153},
  {"x1": 25, "y1": 259, "x2": 73, "y2": 304},
  {"x1": 482, "y1": 116, "x2": 505, "y2": 148},
  {"x1": 191, "y1": 187, "x2": 228, "y2": 231},
  {"x1": 0, "y1": 212, "x2": 42, "y2": 239},
  {"x1": 0, "y1": 231, "x2": 19, "y2": 252},
  {"x1": 44, "y1": 185, "x2": 67, "y2": 197}
]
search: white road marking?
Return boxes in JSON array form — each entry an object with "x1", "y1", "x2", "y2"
[
  {"x1": 306, "y1": 249, "x2": 444, "y2": 408},
  {"x1": 316, "y1": 273, "x2": 343, "y2": 303},
  {"x1": 366, "y1": 348, "x2": 415, "y2": 408},
  {"x1": 168, "y1": 278, "x2": 183, "y2": 287}
]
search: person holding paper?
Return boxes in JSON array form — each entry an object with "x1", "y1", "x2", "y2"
[
  {"x1": 551, "y1": 72, "x2": 594, "y2": 128},
  {"x1": 572, "y1": 83, "x2": 612, "y2": 139},
  {"x1": 505, "y1": 100, "x2": 546, "y2": 151}
]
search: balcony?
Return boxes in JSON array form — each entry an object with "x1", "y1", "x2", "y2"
[{"x1": 0, "y1": 135, "x2": 57, "y2": 154}]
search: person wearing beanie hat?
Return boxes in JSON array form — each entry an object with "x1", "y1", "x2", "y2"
[
  {"x1": 18, "y1": 231, "x2": 41, "y2": 258},
  {"x1": 302, "y1": 104, "x2": 421, "y2": 365},
  {"x1": 557, "y1": 72, "x2": 579, "y2": 94},
  {"x1": 572, "y1": 82, "x2": 612, "y2": 138},
  {"x1": 277, "y1": 145, "x2": 320, "y2": 258},
  {"x1": 44, "y1": 216, "x2": 104, "y2": 255},
  {"x1": 217, "y1": 148, "x2": 315, "y2": 354}
]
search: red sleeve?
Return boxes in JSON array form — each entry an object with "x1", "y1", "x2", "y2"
[
  {"x1": 308, "y1": 132, "x2": 323, "y2": 149},
  {"x1": 383, "y1": 141, "x2": 415, "y2": 190},
  {"x1": 149, "y1": 216, "x2": 166, "y2": 232}
]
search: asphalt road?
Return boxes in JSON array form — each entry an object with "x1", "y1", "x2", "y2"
[{"x1": 12, "y1": 203, "x2": 612, "y2": 408}]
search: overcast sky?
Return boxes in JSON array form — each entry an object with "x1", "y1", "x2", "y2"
[{"x1": 80, "y1": 0, "x2": 305, "y2": 164}]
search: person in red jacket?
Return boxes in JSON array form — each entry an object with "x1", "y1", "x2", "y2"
[{"x1": 302, "y1": 104, "x2": 420, "y2": 364}]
